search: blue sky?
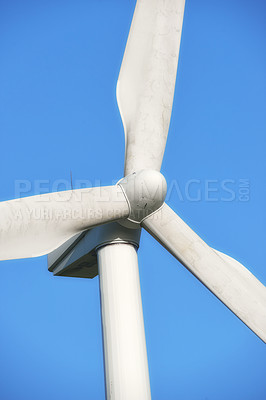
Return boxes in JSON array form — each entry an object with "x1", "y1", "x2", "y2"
[{"x1": 0, "y1": 0, "x2": 266, "y2": 399}]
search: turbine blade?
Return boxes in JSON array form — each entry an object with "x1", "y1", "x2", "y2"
[
  {"x1": 117, "y1": 0, "x2": 186, "y2": 175},
  {"x1": 142, "y1": 204, "x2": 266, "y2": 343},
  {"x1": 0, "y1": 186, "x2": 129, "y2": 260}
]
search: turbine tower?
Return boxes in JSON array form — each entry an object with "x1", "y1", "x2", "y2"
[{"x1": 0, "y1": 1, "x2": 265, "y2": 399}]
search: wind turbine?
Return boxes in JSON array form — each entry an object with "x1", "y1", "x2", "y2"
[{"x1": 0, "y1": 0, "x2": 265, "y2": 399}]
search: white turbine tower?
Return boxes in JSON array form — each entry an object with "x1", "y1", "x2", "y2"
[{"x1": 0, "y1": 1, "x2": 265, "y2": 399}]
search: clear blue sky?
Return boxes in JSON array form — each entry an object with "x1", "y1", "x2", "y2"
[{"x1": 0, "y1": 0, "x2": 266, "y2": 399}]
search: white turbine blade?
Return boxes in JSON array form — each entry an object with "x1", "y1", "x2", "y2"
[
  {"x1": 142, "y1": 204, "x2": 266, "y2": 343},
  {"x1": 117, "y1": 0, "x2": 186, "y2": 175},
  {"x1": 0, "y1": 186, "x2": 129, "y2": 260}
]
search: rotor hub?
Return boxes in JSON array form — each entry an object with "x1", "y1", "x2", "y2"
[{"x1": 118, "y1": 169, "x2": 167, "y2": 227}]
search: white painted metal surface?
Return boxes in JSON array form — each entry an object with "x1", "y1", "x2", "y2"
[
  {"x1": 118, "y1": 169, "x2": 167, "y2": 224},
  {"x1": 142, "y1": 203, "x2": 266, "y2": 342},
  {"x1": 0, "y1": 185, "x2": 129, "y2": 260},
  {"x1": 117, "y1": 0, "x2": 186, "y2": 175},
  {"x1": 98, "y1": 243, "x2": 151, "y2": 400},
  {"x1": 48, "y1": 222, "x2": 141, "y2": 279}
]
